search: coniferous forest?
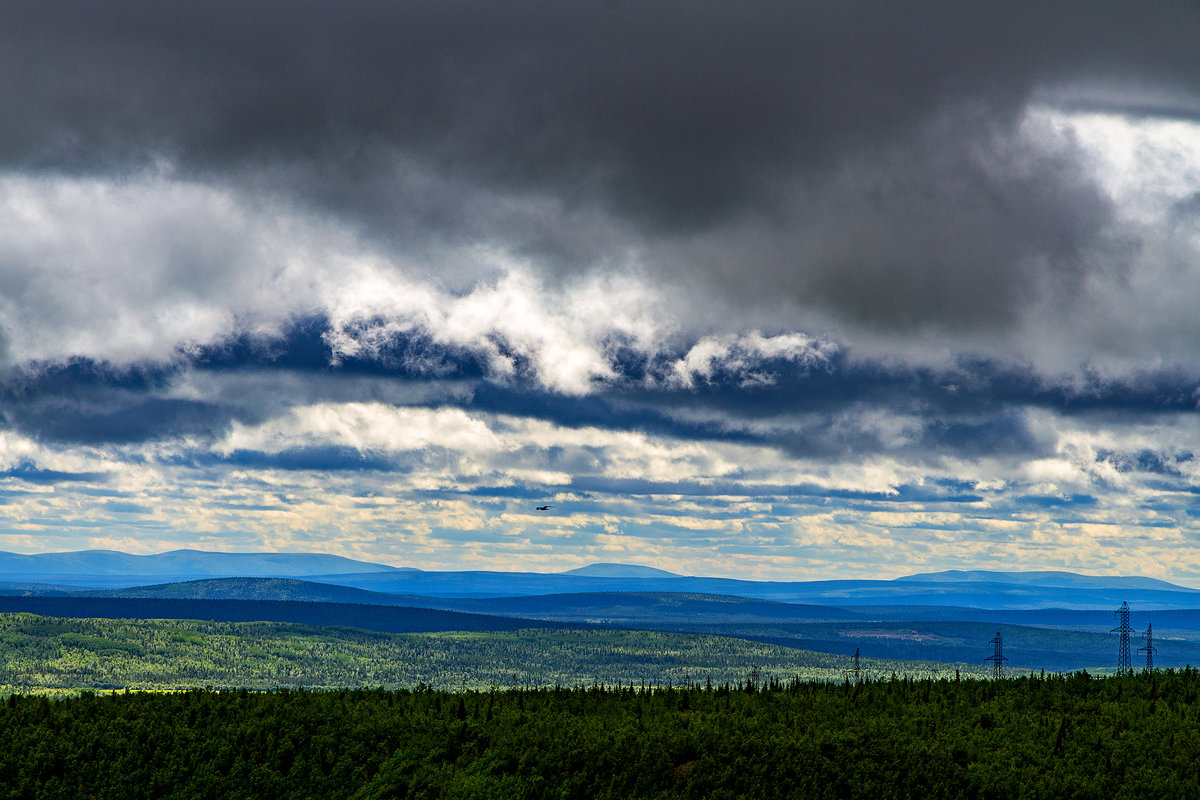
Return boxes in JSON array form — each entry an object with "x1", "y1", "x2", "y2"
[
  {"x1": 0, "y1": 613, "x2": 986, "y2": 693},
  {"x1": 1, "y1": 670, "x2": 1198, "y2": 799}
]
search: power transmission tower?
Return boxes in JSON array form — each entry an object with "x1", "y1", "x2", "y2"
[
  {"x1": 1112, "y1": 601, "x2": 1134, "y2": 675},
  {"x1": 984, "y1": 632, "x2": 1007, "y2": 679},
  {"x1": 1138, "y1": 622, "x2": 1156, "y2": 672},
  {"x1": 853, "y1": 648, "x2": 861, "y2": 683}
]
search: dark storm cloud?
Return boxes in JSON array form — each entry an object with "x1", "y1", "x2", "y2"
[
  {"x1": 1101, "y1": 450, "x2": 1195, "y2": 477},
  {"x1": 205, "y1": 446, "x2": 403, "y2": 473},
  {"x1": 0, "y1": 360, "x2": 230, "y2": 445},
  {"x1": 0, "y1": 463, "x2": 108, "y2": 484},
  {"x1": 4, "y1": 321, "x2": 1197, "y2": 471},
  {"x1": 192, "y1": 316, "x2": 488, "y2": 381},
  {"x1": 12, "y1": 397, "x2": 228, "y2": 445},
  {"x1": 666, "y1": 116, "x2": 1119, "y2": 331},
  {"x1": 0, "y1": 319, "x2": 483, "y2": 445},
  {"x1": 4, "y1": 1, "x2": 1200, "y2": 332},
  {"x1": 5, "y1": 0, "x2": 1195, "y2": 201}
]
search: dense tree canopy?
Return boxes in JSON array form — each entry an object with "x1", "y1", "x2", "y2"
[{"x1": 0, "y1": 670, "x2": 1197, "y2": 799}]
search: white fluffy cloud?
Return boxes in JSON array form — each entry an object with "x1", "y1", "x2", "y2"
[
  {"x1": 0, "y1": 172, "x2": 325, "y2": 364},
  {"x1": 324, "y1": 265, "x2": 666, "y2": 394},
  {"x1": 4, "y1": 105, "x2": 1200, "y2": 387},
  {"x1": 668, "y1": 332, "x2": 835, "y2": 389},
  {"x1": 1010, "y1": 108, "x2": 1200, "y2": 375},
  {"x1": 5, "y1": 393, "x2": 1198, "y2": 580},
  {"x1": 0, "y1": 171, "x2": 670, "y2": 394}
]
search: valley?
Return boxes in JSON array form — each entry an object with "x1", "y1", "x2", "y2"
[{"x1": 0, "y1": 551, "x2": 1195, "y2": 683}]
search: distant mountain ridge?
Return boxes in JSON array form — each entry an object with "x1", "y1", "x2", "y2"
[
  {"x1": 73, "y1": 577, "x2": 1200, "y2": 633},
  {"x1": 308, "y1": 569, "x2": 1200, "y2": 610},
  {"x1": 0, "y1": 549, "x2": 400, "y2": 584},
  {"x1": 896, "y1": 569, "x2": 1197, "y2": 592},
  {"x1": 1, "y1": 550, "x2": 1198, "y2": 610},
  {"x1": 33, "y1": 577, "x2": 1200, "y2": 672},
  {"x1": 0, "y1": 595, "x2": 558, "y2": 636},
  {"x1": 88, "y1": 578, "x2": 863, "y2": 623},
  {"x1": 92, "y1": 577, "x2": 418, "y2": 606},
  {"x1": 561, "y1": 563, "x2": 680, "y2": 578}
]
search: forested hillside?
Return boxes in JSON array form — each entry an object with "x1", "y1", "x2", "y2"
[
  {"x1": 0, "y1": 613, "x2": 983, "y2": 693},
  {"x1": 0, "y1": 596, "x2": 553, "y2": 635},
  {"x1": 1, "y1": 671, "x2": 1196, "y2": 798}
]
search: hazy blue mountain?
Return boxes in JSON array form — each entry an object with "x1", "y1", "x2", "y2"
[
  {"x1": 95, "y1": 580, "x2": 864, "y2": 624},
  {"x1": 311, "y1": 570, "x2": 1200, "y2": 610},
  {"x1": 0, "y1": 549, "x2": 401, "y2": 587},
  {"x1": 305, "y1": 569, "x2": 693, "y2": 598},
  {"x1": 561, "y1": 563, "x2": 681, "y2": 578},
  {"x1": 98, "y1": 578, "x2": 1200, "y2": 638},
  {"x1": 412, "y1": 591, "x2": 861, "y2": 623},
  {"x1": 0, "y1": 582, "x2": 85, "y2": 596},
  {"x1": 11, "y1": 588, "x2": 1196, "y2": 673},
  {"x1": 0, "y1": 596, "x2": 558, "y2": 635},
  {"x1": 94, "y1": 577, "x2": 422, "y2": 606},
  {"x1": 14, "y1": 574, "x2": 1200, "y2": 671},
  {"x1": 897, "y1": 569, "x2": 1198, "y2": 592},
  {"x1": 3, "y1": 551, "x2": 1198, "y2": 611}
]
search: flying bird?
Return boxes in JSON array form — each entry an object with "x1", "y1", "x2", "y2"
[{"x1": 535, "y1": 505, "x2": 552, "y2": 511}]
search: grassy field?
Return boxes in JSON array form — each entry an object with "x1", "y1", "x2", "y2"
[{"x1": 0, "y1": 612, "x2": 993, "y2": 693}]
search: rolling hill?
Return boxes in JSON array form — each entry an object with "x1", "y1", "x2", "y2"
[
  {"x1": 41, "y1": 577, "x2": 1200, "y2": 671},
  {"x1": 0, "y1": 596, "x2": 558, "y2": 635},
  {"x1": 93, "y1": 579, "x2": 867, "y2": 623},
  {"x1": 4, "y1": 550, "x2": 1199, "y2": 611},
  {"x1": 92, "y1": 577, "x2": 420, "y2": 606},
  {"x1": 896, "y1": 569, "x2": 1197, "y2": 592},
  {"x1": 678, "y1": 619, "x2": 1200, "y2": 673},
  {"x1": 0, "y1": 549, "x2": 402, "y2": 587},
  {"x1": 310, "y1": 570, "x2": 1200, "y2": 610},
  {"x1": 561, "y1": 563, "x2": 682, "y2": 578},
  {"x1": 0, "y1": 613, "x2": 988, "y2": 693}
]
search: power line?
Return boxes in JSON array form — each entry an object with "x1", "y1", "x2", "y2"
[
  {"x1": 1138, "y1": 622, "x2": 1156, "y2": 672},
  {"x1": 984, "y1": 631, "x2": 1007, "y2": 679},
  {"x1": 1112, "y1": 601, "x2": 1134, "y2": 675}
]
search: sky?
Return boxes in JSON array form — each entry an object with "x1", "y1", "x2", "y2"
[{"x1": 2, "y1": 1, "x2": 1200, "y2": 582}]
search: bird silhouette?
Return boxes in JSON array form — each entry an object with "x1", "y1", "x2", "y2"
[{"x1": 535, "y1": 505, "x2": 552, "y2": 511}]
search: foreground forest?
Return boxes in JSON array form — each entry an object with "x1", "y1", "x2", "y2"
[
  {"x1": 1, "y1": 671, "x2": 1196, "y2": 799},
  {"x1": 0, "y1": 613, "x2": 987, "y2": 692}
]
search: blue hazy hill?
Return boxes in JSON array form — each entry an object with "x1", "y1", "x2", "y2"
[
  {"x1": 91, "y1": 577, "x2": 422, "y2": 606},
  {"x1": 896, "y1": 569, "x2": 1191, "y2": 592},
  {"x1": 0, "y1": 549, "x2": 401, "y2": 587},
  {"x1": 2, "y1": 550, "x2": 1198, "y2": 610},
  {"x1": 91, "y1": 579, "x2": 865, "y2": 623},
  {"x1": 0, "y1": 595, "x2": 557, "y2": 636},
  {"x1": 22, "y1": 581, "x2": 1200, "y2": 673},
  {"x1": 561, "y1": 563, "x2": 681, "y2": 578},
  {"x1": 10, "y1": 572, "x2": 1200, "y2": 673},
  {"x1": 88, "y1": 578, "x2": 1200, "y2": 636},
  {"x1": 310, "y1": 570, "x2": 1200, "y2": 610}
]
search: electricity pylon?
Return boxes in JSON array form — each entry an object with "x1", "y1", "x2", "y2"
[
  {"x1": 1112, "y1": 601, "x2": 1134, "y2": 675},
  {"x1": 984, "y1": 632, "x2": 1007, "y2": 679},
  {"x1": 1138, "y1": 622, "x2": 1156, "y2": 672}
]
